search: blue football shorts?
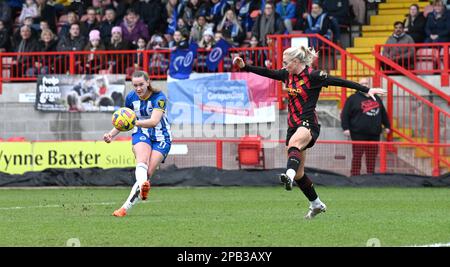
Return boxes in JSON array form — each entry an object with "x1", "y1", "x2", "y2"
[{"x1": 132, "y1": 132, "x2": 171, "y2": 161}]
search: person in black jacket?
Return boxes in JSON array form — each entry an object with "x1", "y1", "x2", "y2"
[
  {"x1": 404, "y1": 4, "x2": 427, "y2": 43},
  {"x1": 234, "y1": 47, "x2": 385, "y2": 219},
  {"x1": 341, "y1": 77, "x2": 391, "y2": 176}
]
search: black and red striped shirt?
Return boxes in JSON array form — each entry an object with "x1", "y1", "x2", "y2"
[{"x1": 243, "y1": 65, "x2": 370, "y2": 128}]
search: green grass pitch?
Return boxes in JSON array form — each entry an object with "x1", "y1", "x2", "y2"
[{"x1": 0, "y1": 186, "x2": 449, "y2": 247}]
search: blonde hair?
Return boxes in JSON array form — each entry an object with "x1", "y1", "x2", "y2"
[
  {"x1": 283, "y1": 46, "x2": 318, "y2": 66},
  {"x1": 40, "y1": 29, "x2": 55, "y2": 40},
  {"x1": 131, "y1": 70, "x2": 161, "y2": 93}
]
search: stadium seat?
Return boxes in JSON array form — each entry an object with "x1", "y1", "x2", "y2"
[
  {"x1": 415, "y1": 48, "x2": 440, "y2": 71},
  {"x1": 236, "y1": 135, "x2": 265, "y2": 169},
  {"x1": 7, "y1": 137, "x2": 26, "y2": 142}
]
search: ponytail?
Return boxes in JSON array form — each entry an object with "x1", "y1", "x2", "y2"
[{"x1": 283, "y1": 45, "x2": 319, "y2": 66}]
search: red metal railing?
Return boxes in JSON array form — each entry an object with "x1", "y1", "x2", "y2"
[
  {"x1": 1, "y1": 138, "x2": 447, "y2": 176},
  {"x1": 165, "y1": 139, "x2": 450, "y2": 176},
  {"x1": 0, "y1": 46, "x2": 272, "y2": 94},
  {"x1": 374, "y1": 43, "x2": 450, "y2": 102},
  {"x1": 374, "y1": 42, "x2": 450, "y2": 87}
]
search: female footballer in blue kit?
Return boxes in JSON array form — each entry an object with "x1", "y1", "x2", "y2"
[{"x1": 103, "y1": 71, "x2": 172, "y2": 217}]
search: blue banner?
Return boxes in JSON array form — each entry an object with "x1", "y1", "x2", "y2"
[
  {"x1": 168, "y1": 75, "x2": 252, "y2": 124},
  {"x1": 206, "y1": 38, "x2": 230, "y2": 71},
  {"x1": 167, "y1": 7, "x2": 178, "y2": 35},
  {"x1": 169, "y1": 43, "x2": 198, "y2": 79}
]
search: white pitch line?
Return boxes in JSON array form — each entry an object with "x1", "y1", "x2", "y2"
[
  {"x1": 406, "y1": 242, "x2": 450, "y2": 247},
  {"x1": 0, "y1": 200, "x2": 160, "y2": 211}
]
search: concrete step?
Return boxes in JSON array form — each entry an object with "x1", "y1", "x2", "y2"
[
  {"x1": 379, "y1": 2, "x2": 428, "y2": 9},
  {"x1": 362, "y1": 31, "x2": 391, "y2": 38},
  {"x1": 346, "y1": 47, "x2": 373, "y2": 54},
  {"x1": 362, "y1": 25, "x2": 395, "y2": 32},
  {"x1": 354, "y1": 37, "x2": 388, "y2": 47},
  {"x1": 370, "y1": 15, "x2": 406, "y2": 25},
  {"x1": 386, "y1": 0, "x2": 420, "y2": 3},
  {"x1": 378, "y1": 8, "x2": 410, "y2": 15}
]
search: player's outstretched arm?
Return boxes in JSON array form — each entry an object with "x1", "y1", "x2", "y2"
[
  {"x1": 323, "y1": 75, "x2": 386, "y2": 101},
  {"x1": 233, "y1": 56, "x2": 287, "y2": 81},
  {"x1": 103, "y1": 127, "x2": 120, "y2": 143},
  {"x1": 136, "y1": 109, "x2": 164, "y2": 129}
]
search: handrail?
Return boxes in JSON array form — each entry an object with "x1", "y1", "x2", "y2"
[{"x1": 374, "y1": 44, "x2": 450, "y2": 104}]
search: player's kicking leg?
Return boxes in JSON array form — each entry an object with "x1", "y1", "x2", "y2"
[{"x1": 113, "y1": 142, "x2": 151, "y2": 217}]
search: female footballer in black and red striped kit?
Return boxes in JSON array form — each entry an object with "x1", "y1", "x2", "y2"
[{"x1": 234, "y1": 46, "x2": 385, "y2": 219}]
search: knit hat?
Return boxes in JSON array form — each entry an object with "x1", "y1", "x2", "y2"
[
  {"x1": 89, "y1": 29, "x2": 101, "y2": 41},
  {"x1": 203, "y1": 28, "x2": 214, "y2": 37},
  {"x1": 111, "y1": 26, "x2": 122, "y2": 34}
]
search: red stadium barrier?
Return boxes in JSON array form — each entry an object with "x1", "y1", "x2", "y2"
[
  {"x1": 374, "y1": 42, "x2": 450, "y2": 87},
  {"x1": 165, "y1": 139, "x2": 449, "y2": 177}
]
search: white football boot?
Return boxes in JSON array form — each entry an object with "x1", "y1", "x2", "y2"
[{"x1": 304, "y1": 202, "x2": 327, "y2": 220}]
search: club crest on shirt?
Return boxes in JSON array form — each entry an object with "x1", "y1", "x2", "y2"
[
  {"x1": 158, "y1": 99, "x2": 166, "y2": 109},
  {"x1": 320, "y1": 70, "x2": 327, "y2": 78}
]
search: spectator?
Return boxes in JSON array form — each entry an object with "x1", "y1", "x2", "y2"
[
  {"x1": 165, "y1": 0, "x2": 183, "y2": 36},
  {"x1": 206, "y1": 0, "x2": 231, "y2": 26},
  {"x1": 147, "y1": 34, "x2": 169, "y2": 75},
  {"x1": 19, "y1": 0, "x2": 39, "y2": 25},
  {"x1": 243, "y1": 35, "x2": 267, "y2": 66},
  {"x1": 106, "y1": 26, "x2": 130, "y2": 50},
  {"x1": 190, "y1": 14, "x2": 214, "y2": 43},
  {"x1": 349, "y1": 0, "x2": 366, "y2": 25},
  {"x1": 182, "y1": 0, "x2": 208, "y2": 28},
  {"x1": 293, "y1": 0, "x2": 310, "y2": 30},
  {"x1": 57, "y1": 23, "x2": 86, "y2": 51},
  {"x1": 275, "y1": 0, "x2": 296, "y2": 33},
  {"x1": 0, "y1": 1, "x2": 12, "y2": 29},
  {"x1": 341, "y1": 77, "x2": 391, "y2": 176},
  {"x1": 127, "y1": 36, "x2": 147, "y2": 76},
  {"x1": 322, "y1": 0, "x2": 351, "y2": 26},
  {"x1": 303, "y1": 1, "x2": 334, "y2": 47},
  {"x1": 83, "y1": 29, "x2": 107, "y2": 73},
  {"x1": 134, "y1": 0, "x2": 164, "y2": 38},
  {"x1": 251, "y1": 2, "x2": 285, "y2": 46},
  {"x1": 12, "y1": 25, "x2": 40, "y2": 77},
  {"x1": 38, "y1": 28, "x2": 58, "y2": 52},
  {"x1": 36, "y1": 0, "x2": 57, "y2": 33},
  {"x1": 382, "y1": 21, "x2": 415, "y2": 70},
  {"x1": 198, "y1": 27, "x2": 215, "y2": 49},
  {"x1": 99, "y1": 8, "x2": 118, "y2": 40},
  {"x1": 67, "y1": 0, "x2": 91, "y2": 18},
  {"x1": 216, "y1": 9, "x2": 245, "y2": 47},
  {"x1": 92, "y1": 0, "x2": 112, "y2": 13},
  {"x1": 80, "y1": 7, "x2": 100, "y2": 39},
  {"x1": 424, "y1": 0, "x2": 450, "y2": 43},
  {"x1": 26, "y1": 29, "x2": 57, "y2": 76},
  {"x1": 169, "y1": 29, "x2": 190, "y2": 50},
  {"x1": 0, "y1": 20, "x2": 11, "y2": 52},
  {"x1": 404, "y1": 4, "x2": 427, "y2": 43},
  {"x1": 113, "y1": 0, "x2": 135, "y2": 22},
  {"x1": 58, "y1": 11, "x2": 79, "y2": 40},
  {"x1": 12, "y1": 17, "x2": 39, "y2": 48},
  {"x1": 120, "y1": 8, "x2": 150, "y2": 48},
  {"x1": 214, "y1": 30, "x2": 223, "y2": 42},
  {"x1": 177, "y1": 17, "x2": 191, "y2": 34},
  {"x1": 106, "y1": 26, "x2": 131, "y2": 74},
  {"x1": 39, "y1": 20, "x2": 51, "y2": 34},
  {"x1": 236, "y1": 0, "x2": 260, "y2": 37}
]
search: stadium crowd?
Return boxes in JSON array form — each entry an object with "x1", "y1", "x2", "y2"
[{"x1": 1, "y1": 0, "x2": 449, "y2": 74}]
